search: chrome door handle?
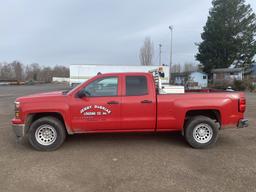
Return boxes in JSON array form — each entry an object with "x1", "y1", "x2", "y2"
[
  {"x1": 107, "y1": 101, "x2": 119, "y2": 105},
  {"x1": 141, "y1": 100, "x2": 152, "y2": 104}
]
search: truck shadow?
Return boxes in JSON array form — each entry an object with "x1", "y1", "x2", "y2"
[{"x1": 65, "y1": 131, "x2": 187, "y2": 148}]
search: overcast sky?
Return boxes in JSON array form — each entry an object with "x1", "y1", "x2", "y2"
[{"x1": 0, "y1": 0, "x2": 255, "y2": 67}]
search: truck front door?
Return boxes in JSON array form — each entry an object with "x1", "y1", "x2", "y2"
[{"x1": 70, "y1": 76, "x2": 121, "y2": 132}]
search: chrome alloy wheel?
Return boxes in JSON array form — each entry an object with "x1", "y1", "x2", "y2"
[
  {"x1": 193, "y1": 123, "x2": 213, "y2": 144},
  {"x1": 35, "y1": 125, "x2": 57, "y2": 146}
]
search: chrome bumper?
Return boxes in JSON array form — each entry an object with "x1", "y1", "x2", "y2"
[
  {"x1": 237, "y1": 119, "x2": 249, "y2": 128},
  {"x1": 12, "y1": 124, "x2": 25, "y2": 139}
]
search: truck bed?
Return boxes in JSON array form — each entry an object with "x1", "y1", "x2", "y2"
[{"x1": 156, "y1": 91, "x2": 245, "y2": 131}]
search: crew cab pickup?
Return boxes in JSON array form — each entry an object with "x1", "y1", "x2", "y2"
[{"x1": 12, "y1": 72, "x2": 248, "y2": 151}]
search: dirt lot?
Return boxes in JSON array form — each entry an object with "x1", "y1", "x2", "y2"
[{"x1": 0, "y1": 84, "x2": 255, "y2": 192}]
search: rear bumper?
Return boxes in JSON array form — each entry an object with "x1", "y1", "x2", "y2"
[
  {"x1": 12, "y1": 123, "x2": 25, "y2": 139},
  {"x1": 237, "y1": 119, "x2": 249, "y2": 128}
]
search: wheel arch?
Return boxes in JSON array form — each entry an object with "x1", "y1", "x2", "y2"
[
  {"x1": 25, "y1": 112, "x2": 73, "y2": 135},
  {"x1": 182, "y1": 109, "x2": 221, "y2": 134}
]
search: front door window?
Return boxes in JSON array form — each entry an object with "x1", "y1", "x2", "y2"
[{"x1": 83, "y1": 77, "x2": 118, "y2": 97}]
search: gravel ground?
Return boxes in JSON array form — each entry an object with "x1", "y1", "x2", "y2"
[{"x1": 0, "y1": 84, "x2": 255, "y2": 192}]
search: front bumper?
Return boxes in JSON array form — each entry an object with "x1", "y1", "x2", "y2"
[
  {"x1": 12, "y1": 124, "x2": 25, "y2": 139},
  {"x1": 237, "y1": 119, "x2": 249, "y2": 128}
]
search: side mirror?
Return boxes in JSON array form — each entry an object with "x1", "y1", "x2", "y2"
[{"x1": 77, "y1": 90, "x2": 86, "y2": 98}]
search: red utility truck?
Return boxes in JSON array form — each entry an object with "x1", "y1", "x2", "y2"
[{"x1": 12, "y1": 72, "x2": 248, "y2": 151}]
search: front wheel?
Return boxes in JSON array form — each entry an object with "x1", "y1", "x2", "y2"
[
  {"x1": 185, "y1": 116, "x2": 219, "y2": 149},
  {"x1": 28, "y1": 117, "x2": 66, "y2": 151}
]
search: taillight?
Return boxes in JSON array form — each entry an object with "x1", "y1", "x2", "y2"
[{"x1": 239, "y1": 98, "x2": 246, "y2": 113}]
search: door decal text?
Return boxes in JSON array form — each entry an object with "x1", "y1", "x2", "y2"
[{"x1": 80, "y1": 105, "x2": 111, "y2": 116}]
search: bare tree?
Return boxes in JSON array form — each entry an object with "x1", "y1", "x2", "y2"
[
  {"x1": 0, "y1": 63, "x2": 15, "y2": 80},
  {"x1": 182, "y1": 63, "x2": 199, "y2": 88},
  {"x1": 183, "y1": 63, "x2": 198, "y2": 72},
  {"x1": 171, "y1": 64, "x2": 181, "y2": 73},
  {"x1": 30, "y1": 63, "x2": 41, "y2": 81},
  {"x1": 38, "y1": 67, "x2": 52, "y2": 82},
  {"x1": 11, "y1": 61, "x2": 23, "y2": 82},
  {"x1": 52, "y1": 65, "x2": 69, "y2": 77},
  {"x1": 139, "y1": 37, "x2": 154, "y2": 66}
]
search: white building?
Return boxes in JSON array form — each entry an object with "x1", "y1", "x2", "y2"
[
  {"x1": 171, "y1": 71, "x2": 208, "y2": 89},
  {"x1": 189, "y1": 72, "x2": 208, "y2": 88}
]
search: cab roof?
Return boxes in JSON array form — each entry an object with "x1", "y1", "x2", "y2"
[{"x1": 98, "y1": 72, "x2": 151, "y2": 76}]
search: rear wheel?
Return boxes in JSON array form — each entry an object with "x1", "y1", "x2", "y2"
[
  {"x1": 28, "y1": 116, "x2": 66, "y2": 151},
  {"x1": 185, "y1": 116, "x2": 219, "y2": 149}
]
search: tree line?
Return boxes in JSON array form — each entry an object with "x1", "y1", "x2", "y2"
[
  {"x1": 0, "y1": 61, "x2": 69, "y2": 83},
  {"x1": 170, "y1": 63, "x2": 201, "y2": 73}
]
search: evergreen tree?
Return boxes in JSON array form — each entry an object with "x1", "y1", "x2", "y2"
[{"x1": 196, "y1": 0, "x2": 256, "y2": 74}]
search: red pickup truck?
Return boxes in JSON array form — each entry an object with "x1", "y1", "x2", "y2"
[{"x1": 12, "y1": 72, "x2": 248, "y2": 151}]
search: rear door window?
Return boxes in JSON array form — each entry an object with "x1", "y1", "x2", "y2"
[{"x1": 125, "y1": 76, "x2": 148, "y2": 96}]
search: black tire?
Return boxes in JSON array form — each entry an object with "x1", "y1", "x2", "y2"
[
  {"x1": 185, "y1": 115, "x2": 219, "y2": 149},
  {"x1": 28, "y1": 116, "x2": 66, "y2": 151}
]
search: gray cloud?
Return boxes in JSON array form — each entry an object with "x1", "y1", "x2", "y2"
[{"x1": 0, "y1": 0, "x2": 255, "y2": 67}]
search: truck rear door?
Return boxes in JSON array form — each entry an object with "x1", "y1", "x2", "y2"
[{"x1": 121, "y1": 74, "x2": 156, "y2": 130}]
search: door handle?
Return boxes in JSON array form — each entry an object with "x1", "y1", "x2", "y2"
[
  {"x1": 141, "y1": 100, "x2": 153, "y2": 104},
  {"x1": 107, "y1": 101, "x2": 119, "y2": 105}
]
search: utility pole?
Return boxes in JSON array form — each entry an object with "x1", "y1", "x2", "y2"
[
  {"x1": 169, "y1": 25, "x2": 173, "y2": 84},
  {"x1": 159, "y1": 44, "x2": 162, "y2": 66}
]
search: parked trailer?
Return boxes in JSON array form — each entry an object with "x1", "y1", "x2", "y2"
[{"x1": 69, "y1": 64, "x2": 170, "y2": 86}]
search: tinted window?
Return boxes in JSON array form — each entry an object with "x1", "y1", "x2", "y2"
[
  {"x1": 83, "y1": 77, "x2": 118, "y2": 97},
  {"x1": 126, "y1": 76, "x2": 148, "y2": 96}
]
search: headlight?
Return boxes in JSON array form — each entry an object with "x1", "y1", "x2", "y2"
[{"x1": 14, "y1": 101, "x2": 20, "y2": 118}]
